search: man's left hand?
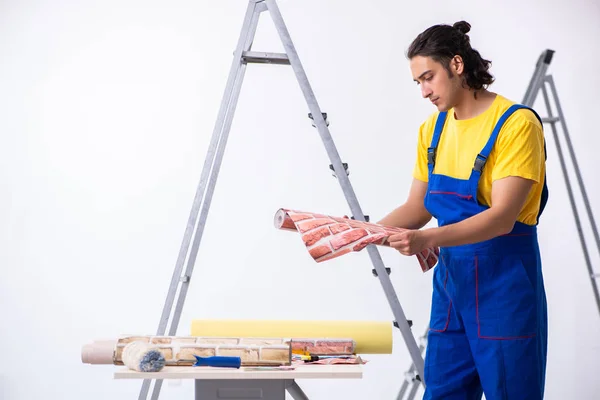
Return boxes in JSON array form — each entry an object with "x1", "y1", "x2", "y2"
[{"x1": 387, "y1": 229, "x2": 430, "y2": 256}]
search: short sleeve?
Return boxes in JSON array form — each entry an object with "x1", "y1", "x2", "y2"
[
  {"x1": 412, "y1": 115, "x2": 436, "y2": 182},
  {"x1": 492, "y1": 111, "x2": 545, "y2": 183}
]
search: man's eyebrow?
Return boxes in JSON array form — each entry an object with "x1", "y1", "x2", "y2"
[{"x1": 414, "y1": 70, "x2": 432, "y2": 82}]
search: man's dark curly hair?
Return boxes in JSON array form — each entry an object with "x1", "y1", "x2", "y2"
[{"x1": 407, "y1": 21, "x2": 495, "y2": 92}]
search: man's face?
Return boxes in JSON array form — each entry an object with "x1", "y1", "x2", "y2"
[{"x1": 410, "y1": 55, "x2": 463, "y2": 112}]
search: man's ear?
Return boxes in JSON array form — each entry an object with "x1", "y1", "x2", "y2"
[{"x1": 450, "y1": 55, "x2": 464, "y2": 75}]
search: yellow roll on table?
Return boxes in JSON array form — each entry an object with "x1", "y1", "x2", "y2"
[{"x1": 190, "y1": 319, "x2": 392, "y2": 354}]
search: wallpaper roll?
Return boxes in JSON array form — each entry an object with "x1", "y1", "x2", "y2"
[
  {"x1": 274, "y1": 208, "x2": 440, "y2": 272},
  {"x1": 82, "y1": 336, "x2": 292, "y2": 366},
  {"x1": 190, "y1": 320, "x2": 393, "y2": 354},
  {"x1": 81, "y1": 340, "x2": 115, "y2": 364}
]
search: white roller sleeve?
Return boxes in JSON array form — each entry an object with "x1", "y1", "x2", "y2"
[{"x1": 122, "y1": 341, "x2": 166, "y2": 372}]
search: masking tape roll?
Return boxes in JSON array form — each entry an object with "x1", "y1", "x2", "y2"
[{"x1": 190, "y1": 320, "x2": 393, "y2": 354}]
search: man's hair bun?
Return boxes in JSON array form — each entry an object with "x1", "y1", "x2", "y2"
[{"x1": 453, "y1": 21, "x2": 471, "y2": 34}]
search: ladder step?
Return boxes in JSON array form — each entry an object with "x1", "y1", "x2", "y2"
[
  {"x1": 542, "y1": 117, "x2": 559, "y2": 124},
  {"x1": 592, "y1": 273, "x2": 600, "y2": 279},
  {"x1": 394, "y1": 320, "x2": 414, "y2": 328},
  {"x1": 372, "y1": 267, "x2": 391, "y2": 277},
  {"x1": 242, "y1": 51, "x2": 290, "y2": 65}
]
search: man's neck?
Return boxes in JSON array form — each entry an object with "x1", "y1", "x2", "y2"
[{"x1": 452, "y1": 90, "x2": 497, "y2": 120}]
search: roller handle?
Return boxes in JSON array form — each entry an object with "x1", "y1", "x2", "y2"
[{"x1": 193, "y1": 355, "x2": 241, "y2": 368}]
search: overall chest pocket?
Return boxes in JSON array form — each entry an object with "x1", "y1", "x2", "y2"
[{"x1": 425, "y1": 189, "x2": 483, "y2": 225}]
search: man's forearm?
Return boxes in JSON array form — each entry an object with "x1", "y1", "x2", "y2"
[
  {"x1": 422, "y1": 207, "x2": 514, "y2": 248},
  {"x1": 377, "y1": 203, "x2": 431, "y2": 230}
]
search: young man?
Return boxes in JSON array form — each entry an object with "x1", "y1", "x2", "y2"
[{"x1": 378, "y1": 21, "x2": 549, "y2": 399}]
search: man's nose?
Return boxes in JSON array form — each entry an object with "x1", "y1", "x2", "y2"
[{"x1": 421, "y1": 85, "x2": 432, "y2": 98}]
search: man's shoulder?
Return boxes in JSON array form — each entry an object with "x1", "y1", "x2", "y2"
[
  {"x1": 494, "y1": 94, "x2": 543, "y2": 131},
  {"x1": 492, "y1": 95, "x2": 545, "y2": 154}
]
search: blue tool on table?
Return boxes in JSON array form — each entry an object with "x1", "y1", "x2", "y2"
[{"x1": 193, "y1": 355, "x2": 242, "y2": 369}]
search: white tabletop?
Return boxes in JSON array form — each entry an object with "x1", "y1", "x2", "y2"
[{"x1": 114, "y1": 364, "x2": 363, "y2": 380}]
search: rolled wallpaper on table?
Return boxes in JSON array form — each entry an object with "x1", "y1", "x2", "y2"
[
  {"x1": 82, "y1": 335, "x2": 357, "y2": 367},
  {"x1": 274, "y1": 208, "x2": 440, "y2": 272},
  {"x1": 82, "y1": 336, "x2": 293, "y2": 366}
]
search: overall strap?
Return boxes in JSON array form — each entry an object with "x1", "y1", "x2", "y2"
[
  {"x1": 470, "y1": 103, "x2": 549, "y2": 225},
  {"x1": 427, "y1": 111, "x2": 448, "y2": 175},
  {"x1": 473, "y1": 104, "x2": 530, "y2": 173}
]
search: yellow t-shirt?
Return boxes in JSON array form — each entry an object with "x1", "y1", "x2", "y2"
[{"x1": 412, "y1": 94, "x2": 546, "y2": 226}]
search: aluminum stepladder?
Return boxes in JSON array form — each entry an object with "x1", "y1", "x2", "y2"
[
  {"x1": 396, "y1": 48, "x2": 600, "y2": 400},
  {"x1": 137, "y1": 1, "x2": 425, "y2": 399},
  {"x1": 521, "y1": 49, "x2": 600, "y2": 318}
]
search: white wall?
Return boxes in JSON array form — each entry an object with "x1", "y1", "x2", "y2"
[{"x1": 1, "y1": 0, "x2": 599, "y2": 399}]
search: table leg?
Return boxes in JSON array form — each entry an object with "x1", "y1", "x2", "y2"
[{"x1": 195, "y1": 379, "x2": 286, "y2": 400}]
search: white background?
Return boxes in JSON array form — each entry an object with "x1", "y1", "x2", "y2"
[{"x1": 1, "y1": 0, "x2": 599, "y2": 399}]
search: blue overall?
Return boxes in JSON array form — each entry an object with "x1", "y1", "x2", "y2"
[{"x1": 422, "y1": 104, "x2": 549, "y2": 400}]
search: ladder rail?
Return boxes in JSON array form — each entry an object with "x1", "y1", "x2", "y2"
[
  {"x1": 546, "y1": 74, "x2": 600, "y2": 263},
  {"x1": 139, "y1": 2, "x2": 264, "y2": 399},
  {"x1": 537, "y1": 75, "x2": 600, "y2": 315},
  {"x1": 522, "y1": 50, "x2": 600, "y2": 317},
  {"x1": 265, "y1": 0, "x2": 426, "y2": 383}
]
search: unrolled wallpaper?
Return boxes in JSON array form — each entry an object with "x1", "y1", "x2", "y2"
[{"x1": 274, "y1": 208, "x2": 440, "y2": 272}]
